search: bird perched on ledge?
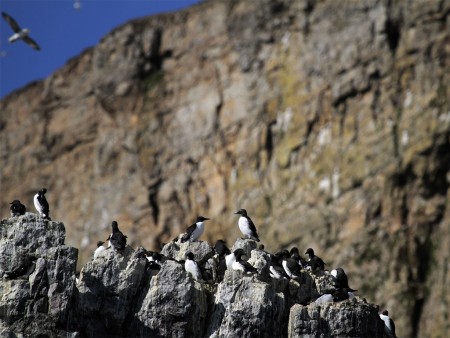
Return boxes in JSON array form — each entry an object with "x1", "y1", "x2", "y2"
[
  {"x1": 10, "y1": 200, "x2": 26, "y2": 217},
  {"x1": 2, "y1": 12, "x2": 40, "y2": 51},
  {"x1": 305, "y1": 248, "x2": 326, "y2": 272},
  {"x1": 34, "y1": 188, "x2": 51, "y2": 220},
  {"x1": 234, "y1": 209, "x2": 260, "y2": 242},
  {"x1": 181, "y1": 216, "x2": 210, "y2": 242},
  {"x1": 107, "y1": 221, "x2": 127, "y2": 251}
]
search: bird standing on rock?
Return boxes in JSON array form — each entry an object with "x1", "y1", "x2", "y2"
[
  {"x1": 34, "y1": 188, "x2": 51, "y2": 220},
  {"x1": 184, "y1": 252, "x2": 203, "y2": 281},
  {"x1": 10, "y1": 200, "x2": 26, "y2": 217},
  {"x1": 234, "y1": 209, "x2": 260, "y2": 242},
  {"x1": 93, "y1": 241, "x2": 106, "y2": 259},
  {"x1": 380, "y1": 310, "x2": 397, "y2": 338},
  {"x1": 107, "y1": 221, "x2": 127, "y2": 251},
  {"x1": 305, "y1": 248, "x2": 326, "y2": 271},
  {"x1": 181, "y1": 216, "x2": 210, "y2": 242},
  {"x1": 232, "y1": 249, "x2": 258, "y2": 274},
  {"x1": 331, "y1": 268, "x2": 357, "y2": 292}
]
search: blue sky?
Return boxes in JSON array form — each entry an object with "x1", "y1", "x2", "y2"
[{"x1": 0, "y1": 0, "x2": 200, "y2": 99}]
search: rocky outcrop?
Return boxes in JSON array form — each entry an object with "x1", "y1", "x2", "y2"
[
  {"x1": 1, "y1": 214, "x2": 385, "y2": 337},
  {"x1": 0, "y1": 214, "x2": 78, "y2": 337},
  {"x1": 1, "y1": 0, "x2": 449, "y2": 336}
]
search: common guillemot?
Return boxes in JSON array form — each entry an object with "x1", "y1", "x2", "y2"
[
  {"x1": 234, "y1": 209, "x2": 260, "y2": 242},
  {"x1": 380, "y1": 310, "x2": 397, "y2": 338},
  {"x1": 232, "y1": 250, "x2": 258, "y2": 274},
  {"x1": 281, "y1": 250, "x2": 302, "y2": 279},
  {"x1": 331, "y1": 268, "x2": 357, "y2": 292},
  {"x1": 93, "y1": 241, "x2": 106, "y2": 259},
  {"x1": 34, "y1": 188, "x2": 51, "y2": 220},
  {"x1": 107, "y1": 221, "x2": 127, "y2": 251},
  {"x1": 181, "y1": 216, "x2": 210, "y2": 242},
  {"x1": 305, "y1": 248, "x2": 326, "y2": 271},
  {"x1": 10, "y1": 200, "x2": 26, "y2": 217},
  {"x1": 184, "y1": 252, "x2": 203, "y2": 281}
]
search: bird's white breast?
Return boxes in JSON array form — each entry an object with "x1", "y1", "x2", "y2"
[
  {"x1": 191, "y1": 222, "x2": 204, "y2": 241},
  {"x1": 238, "y1": 217, "x2": 252, "y2": 236},
  {"x1": 33, "y1": 194, "x2": 42, "y2": 214},
  {"x1": 225, "y1": 253, "x2": 235, "y2": 270},
  {"x1": 185, "y1": 260, "x2": 201, "y2": 280},
  {"x1": 232, "y1": 261, "x2": 245, "y2": 272},
  {"x1": 94, "y1": 246, "x2": 106, "y2": 259},
  {"x1": 282, "y1": 260, "x2": 293, "y2": 278}
]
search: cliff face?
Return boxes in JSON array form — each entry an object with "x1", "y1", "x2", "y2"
[
  {"x1": 0, "y1": 215, "x2": 384, "y2": 337},
  {"x1": 0, "y1": 0, "x2": 449, "y2": 336}
]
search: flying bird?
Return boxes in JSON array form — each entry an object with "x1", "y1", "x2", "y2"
[
  {"x1": 181, "y1": 216, "x2": 210, "y2": 242},
  {"x1": 234, "y1": 209, "x2": 260, "y2": 242},
  {"x1": 380, "y1": 310, "x2": 397, "y2": 338},
  {"x1": 107, "y1": 221, "x2": 127, "y2": 251},
  {"x1": 10, "y1": 200, "x2": 26, "y2": 217},
  {"x1": 2, "y1": 12, "x2": 40, "y2": 51},
  {"x1": 34, "y1": 188, "x2": 51, "y2": 220}
]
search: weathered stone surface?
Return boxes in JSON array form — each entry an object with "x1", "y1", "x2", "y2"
[
  {"x1": 289, "y1": 298, "x2": 385, "y2": 338},
  {"x1": 1, "y1": 0, "x2": 450, "y2": 336},
  {"x1": 0, "y1": 214, "x2": 78, "y2": 337}
]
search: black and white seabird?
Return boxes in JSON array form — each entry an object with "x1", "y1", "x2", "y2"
[
  {"x1": 281, "y1": 250, "x2": 302, "y2": 279},
  {"x1": 34, "y1": 188, "x2": 51, "y2": 220},
  {"x1": 225, "y1": 248, "x2": 245, "y2": 270},
  {"x1": 181, "y1": 216, "x2": 210, "y2": 242},
  {"x1": 93, "y1": 241, "x2": 106, "y2": 259},
  {"x1": 269, "y1": 254, "x2": 289, "y2": 279},
  {"x1": 2, "y1": 12, "x2": 40, "y2": 51},
  {"x1": 331, "y1": 268, "x2": 357, "y2": 292},
  {"x1": 145, "y1": 251, "x2": 162, "y2": 270},
  {"x1": 10, "y1": 200, "x2": 26, "y2": 217},
  {"x1": 380, "y1": 310, "x2": 397, "y2": 338},
  {"x1": 232, "y1": 250, "x2": 258, "y2": 274},
  {"x1": 305, "y1": 248, "x2": 326, "y2": 272},
  {"x1": 214, "y1": 239, "x2": 231, "y2": 256},
  {"x1": 107, "y1": 221, "x2": 127, "y2": 250},
  {"x1": 184, "y1": 252, "x2": 203, "y2": 281},
  {"x1": 290, "y1": 247, "x2": 307, "y2": 268},
  {"x1": 234, "y1": 209, "x2": 260, "y2": 242}
]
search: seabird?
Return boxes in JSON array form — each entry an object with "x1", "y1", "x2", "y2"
[
  {"x1": 93, "y1": 241, "x2": 106, "y2": 259},
  {"x1": 107, "y1": 221, "x2": 127, "y2": 250},
  {"x1": 214, "y1": 239, "x2": 231, "y2": 256},
  {"x1": 331, "y1": 268, "x2": 357, "y2": 291},
  {"x1": 2, "y1": 12, "x2": 40, "y2": 51},
  {"x1": 181, "y1": 216, "x2": 210, "y2": 242},
  {"x1": 305, "y1": 248, "x2": 326, "y2": 272},
  {"x1": 225, "y1": 248, "x2": 245, "y2": 270},
  {"x1": 281, "y1": 250, "x2": 302, "y2": 279},
  {"x1": 234, "y1": 209, "x2": 260, "y2": 242},
  {"x1": 269, "y1": 254, "x2": 289, "y2": 279},
  {"x1": 33, "y1": 188, "x2": 51, "y2": 220},
  {"x1": 10, "y1": 200, "x2": 26, "y2": 217},
  {"x1": 380, "y1": 310, "x2": 397, "y2": 338},
  {"x1": 290, "y1": 247, "x2": 307, "y2": 268},
  {"x1": 184, "y1": 252, "x2": 203, "y2": 281},
  {"x1": 232, "y1": 250, "x2": 258, "y2": 274}
]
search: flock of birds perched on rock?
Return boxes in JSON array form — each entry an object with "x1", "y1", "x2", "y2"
[{"x1": 7, "y1": 188, "x2": 397, "y2": 338}]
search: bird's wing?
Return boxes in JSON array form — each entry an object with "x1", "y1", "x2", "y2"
[
  {"x1": 390, "y1": 319, "x2": 397, "y2": 338},
  {"x1": 38, "y1": 196, "x2": 49, "y2": 213},
  {"x1": 181, "y1": 223, "x2": 196, "y2": 241},
  {"x1": 246, "y1": 216, "x2": 260, "y2": 240},
  {"x1": 23, "y1": 36, "x2": 41, "y2": 51},
  {"x1": 2, "y1": 12, "x2": 21, "y2": 33},
  {"x1": 110, "y1": 231, "x2": 125, "y2": 249}
]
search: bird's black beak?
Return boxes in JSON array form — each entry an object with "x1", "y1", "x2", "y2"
[{"x1": 234, "y1": 211, "x2": 239, "y2": 214}]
